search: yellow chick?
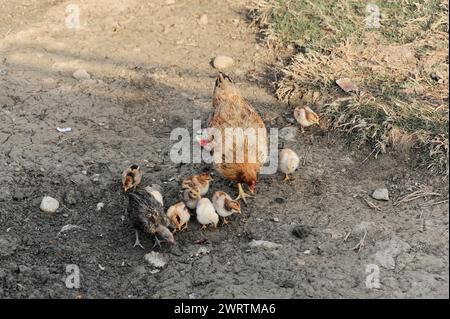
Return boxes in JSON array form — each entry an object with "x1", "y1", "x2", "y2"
[
  {"x1": 183, "y1": 186, "x2": 201, "y2": 210},
  {"x1": 122, "y1": 164, "x2": 142, "y2": 192},
  {"x1": 279, "y1": 148, "x2": 300, "y2": 181},
  {"x1": 166, "y1": 202, "x2": 191, "y2": 232},
  {"x1": 212, "y1": 191, "x2": 241, "y2": 225},
  {"x1": 196, "y1": 198, "x2": 219, "y2": 230},
  {"x1": 293, "y1": 106, "x2": 320, "y2": 133},
  {"x1": 182, "y1": 172, "x2": 213, "y2": 196}
]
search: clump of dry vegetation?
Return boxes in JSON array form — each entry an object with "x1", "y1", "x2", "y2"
[{"x1": 249, "y1": 0, "x2": 449, "y2": 174}]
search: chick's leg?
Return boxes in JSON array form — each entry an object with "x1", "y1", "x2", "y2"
[
  {"x1": 152, "y1": 236, "x2": 162, "y2": 249},
  {"x1": 283, "y1": 174, "x2": 290, "y2": 182},
  {"x1": 133, "y1": 230, "x2": 145, "y2": 249},
  {"x1": 222, "y1": 217, "x2": 229, "y2": 225},
  {"x1": 235, "y1": 183, "x2": 253, "y2": 205}
]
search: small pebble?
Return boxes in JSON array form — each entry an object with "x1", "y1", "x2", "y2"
[
  {"x1": 212, "y1": 56, "x2": 234, "y2": 69},
  {"x1": 198, "y1": 14, "x2": 208, "y2": 25},
  {"x1": 371, "y1": 188, "x2": 389, "y2": 201},
  {"x1": 72, "y1": 69, "x2": 91, "y2": 80},
  {"x1": 144, "y1": 252, "x2": 167, "y2": 268},
  {"x1": 248, "y1": 240, "x2": 282, "y2": 249},
  {"x1": 40, "y1": 196, "x2": 60, "y2": 213},
  {"x1": 96, "y1": 202, "x2": 105, "y2": 211}
]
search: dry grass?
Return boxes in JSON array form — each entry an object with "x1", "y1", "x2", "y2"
[{"x1": 249, "y1": 0, "x2": 449, "y2": 174}]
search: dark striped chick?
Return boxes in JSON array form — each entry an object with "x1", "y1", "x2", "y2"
[{"x1": 127, "y1": 187, "x2": 175, "y2": 249}]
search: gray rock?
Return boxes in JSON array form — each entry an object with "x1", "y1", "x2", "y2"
[
  {"x1": 279, "y1": 126, "x2": 298, "y2": 142},
  {"x1": 248, "y1": 240, "x2": 282, "y2": 249},
  {"x1": 72, "y1": 69, "x2": 91, "y2": 80},
  {"x1": 40, "y1": 196, "x2": 60, "y2": 213},
  {"x1": 371, "y1": 188, "x2": 389, "y2": 201},
  {"x1": 212, "y1": 56, "x2": 234, "y2": 69},
  {"x1": 372, "y1": 236, "x2": 411, "y2": 269}
]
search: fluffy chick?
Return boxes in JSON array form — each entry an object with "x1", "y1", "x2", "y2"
[
  {"x1": 166, "y1": 202, "x2": 191, "y2": 232},
  {"x1": 278, "y1": 148, "x2": 300, "y2": 181},
  {"x1": 122, "y1": 164, "x2": 142, "y2": 192},
  {"x1": 183, "y1": 186, "x2": 201, "y2": 210},
  {"x1": 293, "y1": 106, "x2": 320, "y2": 133},
  {"x1": 196, "y1": 198, "x2": 219, "y2": 230},
  {"x1": 182, "y1": 172, "x2": 213, "y2": 196},
  {"x1": 212, "y1": 191, "x2": 241, "y2": 225},
  {"x1": 127, "y1": 187, "x2": 175, "y2": 249}
]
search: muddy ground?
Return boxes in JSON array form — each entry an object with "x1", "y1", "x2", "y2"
[{"x1": 0, "y1": 0, "x2": 448, "y2": 298}]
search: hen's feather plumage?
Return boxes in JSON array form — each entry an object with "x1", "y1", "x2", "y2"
[{"x1": 208, "y1": 73, "x2": 267, "y2": 189}]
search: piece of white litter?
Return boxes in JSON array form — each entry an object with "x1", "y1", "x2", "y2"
[
  {"x1": 98, "y1": 264, "x2": 105, "y2": 271},
  {"x1": 57, "y1": 127, "x2": 72, "y2": 133},
  {"x1": 58, "y1": 224, "x2": 85, "y2": 234},
  {"x1": 303, "y1": 250, "x2": 311, "y2": 255},
  {"x1": 96, "y1": 202, "x2": 105, "y2": 211}
]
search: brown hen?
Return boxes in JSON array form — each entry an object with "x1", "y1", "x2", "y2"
[{"x1": 208, "y1": 73, "x2": 267, "y2": 204}]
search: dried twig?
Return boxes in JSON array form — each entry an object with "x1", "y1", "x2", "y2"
[
  {"x1": 363, "y1": 197, "x2": 381, "y2": 211},
  {"x1": 395, "y1": 189, "x2": 442, "y2": 206},
  {"x1": 419, "y1": 198, "x2": 449, "y2": 208}
]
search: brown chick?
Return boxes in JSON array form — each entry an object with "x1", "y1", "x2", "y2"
[
  {"x1": 122, "y1": 164, "x2": 142, "y2": 192},
  {"x1": 212, "y1": 191, "x2": 241, "y2": 225},
  {"x1": 183, "y1": 186, "x2": 201, "y2": 210},
  {"x1": 293, "y1": 106, "x2": 320, "y2": 133},
  {"x1": 208, "y1": 72, "x2": 268, "y2": 204},
  {"x1": 166, "y1": 202, "x2": 191, "y2": 232},
  {"x1": 181, "y1": 172, "x2": 213, "y2": 196}
]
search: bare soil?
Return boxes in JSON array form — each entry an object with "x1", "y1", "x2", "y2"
[{"x1": 0, "y1": 0, "x2": 448, "y2": 298}]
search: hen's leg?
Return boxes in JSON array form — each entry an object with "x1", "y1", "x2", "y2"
[
  {"x1": 235, "y1": 183, "x2": 253, "y2": 205},
  {"x1": 133, "y1": 230, "x2": 145, "y2": 249},
  {"x1": 222, "y1": 217, "x2": 229, "y2": 225}
]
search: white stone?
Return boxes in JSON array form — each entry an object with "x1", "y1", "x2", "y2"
[
  {"x1": 248, "y1": 240, "x2": 282, "y2": 249},
  {"x1": 72, "y1": 69, "x2": 91, "y2": 80},
  {"x1": 198, "y1": 14, "x2": 208, "y2": 25},
  {"x1": 144, "y1": 251, "x2": 167, "y2": 268},
  {"x1": 96, "y1": 202, "x2": 104, "y2": 211},
  {"x1": 371, "y1": 188, "x2": 389, "y2": 201},
  {"x1": 40, "y1": 196, "x2": 59, "y2": 213},
  {"x1": 213, "y1": 56, "x2": 234, "y2": 69}
]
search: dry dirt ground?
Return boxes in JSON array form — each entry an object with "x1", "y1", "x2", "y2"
[{"x1": 0, "y1": 0, "x2": 448, "y2": 298}]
